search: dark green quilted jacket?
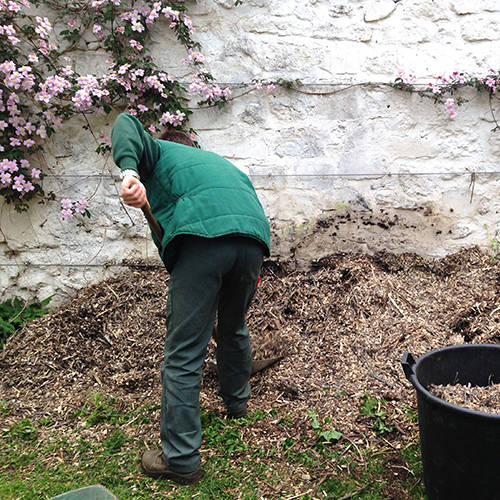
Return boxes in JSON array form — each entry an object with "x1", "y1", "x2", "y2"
[{"x1": 111, "y1": 113, "x2": 271, "y2": 269}]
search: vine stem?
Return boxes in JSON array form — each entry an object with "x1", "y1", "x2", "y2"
[
  {"x1": 489, "y1": 93, "x2": 500, "y2": 131},
  {"x1": 290, "y1": 81, "x2": 394, "y2": 96}
]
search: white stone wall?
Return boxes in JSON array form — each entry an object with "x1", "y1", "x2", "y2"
[{"x1": 1, "y1": 0, "x2": 500, "y2": 306}]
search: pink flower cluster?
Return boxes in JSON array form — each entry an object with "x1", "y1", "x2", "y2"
[
  {"x1": 60, "y1": 198, "x2": 89, "y2": 219},
  {"x1": 0, "y1": 79, "x2": 43, "y2": 152},
  {"x1": 427, "y1": 72, "x2": 467, "y2": 96},
  {"x1": 182, "y1": 48, "x2": 204, "y2": 64},
  {"x1": 477, "y1": 70, "x2": 499, "y2": 94},
  {"x1": 445, "y1": 98, "x2": 456, "y2": 119},
  {"x1": 0, "y1": 158, "x2": 37, "y2": 197},
  {"x1": 0, "y1": 0, "x2": 217, "y2": 216},
  {"x1": 35, "y1": 15, "x2": 52, "y2": 38},
  {"x1": 395, "y1": 69, "x2": 500, "y2": 120},
  {"x1": 117, "y1": 2, "x2": 194, "y2": 35},
  {"x1": 189, "y1": 78, "x2": 232, "y2": 101},
  {"x1": 35, "y1": 75, "x2": 71, "y2": 103},
  {"x1": 254, "y1": 82, "x2": 277, "y2": 91},
  {"x1": 486, "y1": 77, "x2": 497, "y2": 93},
  {"x1": 1, "y1": 61, "x2": 34, "y2": 91},
  {"x1": 0, "y1": 0, "x2": 225, "y2": 135},
  {"x1": 0, "y1": 0, "x2": 30, "y2": 13},
  {"x1": 396, "y1": 69, "x2": 417, "y2": 85},
  {"x1": 0, "y1": 1, "x2": 62, "y2": 207},
  {"x1": 72, "y1": 74, "x2": 109, "y2": 111},
  {"x1": 160, "y1": 110, "x2": 185, "y2": 127}
]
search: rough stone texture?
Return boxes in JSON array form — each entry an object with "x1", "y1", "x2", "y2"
[{"x1": 1, "y1": 0, "x2": 500, "y2": 306}]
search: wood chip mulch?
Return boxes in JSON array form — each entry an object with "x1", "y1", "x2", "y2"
[
  {"x1": 429, "y1": 383, "x2": 500, "y2": 415},
  {"x1": 2, "y1": 246, "x2": 500, "y2": 497}
]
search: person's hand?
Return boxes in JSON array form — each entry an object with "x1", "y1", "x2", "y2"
[{"x1": 121, "y1": 175, "x2": 148, "y2": 208}]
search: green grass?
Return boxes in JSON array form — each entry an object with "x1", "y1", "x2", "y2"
[{"x1": 0, "y1": 394, "x2": 427, "y2": 499}]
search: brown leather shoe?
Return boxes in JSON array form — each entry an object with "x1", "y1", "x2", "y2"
[{"x1": 141, "y1": 450, "x2": 202, "y2": 485}]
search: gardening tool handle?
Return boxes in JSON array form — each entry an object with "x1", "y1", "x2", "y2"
[
  {"x1": 141, "y1": 204, "x2": 164, "y2": 242},
  {"x1": 401, "y1": 352, "x2": 416, "y2": 382}
]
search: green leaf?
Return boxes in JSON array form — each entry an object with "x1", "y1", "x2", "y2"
[
  {"x1": 308, "y1": 410, "x2": 320, "y2": 430},
  {"x1": 0, "y1": 297, "x2": 52, "y2": 347},
  {"x1": 0, "y1": 319, "x2": 16, "y2": 336},
  {"x1": 319, "y1": 429, "x2": 342, "y2": 442}
]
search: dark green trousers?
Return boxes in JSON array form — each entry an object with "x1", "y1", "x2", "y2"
[{"x1": 160, "y1": 236, "x2": 264, "y2": 473}]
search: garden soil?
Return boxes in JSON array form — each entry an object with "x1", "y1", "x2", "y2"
[{"x1": 2, "y1": 246, "x2": 500, "y2": 498}]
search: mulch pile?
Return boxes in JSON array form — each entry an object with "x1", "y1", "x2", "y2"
[{"x1": 2, "y1": 246, "x2": 500, "y2": 497}]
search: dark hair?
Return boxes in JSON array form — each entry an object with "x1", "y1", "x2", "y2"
[{"x1": 159, "y1": 130, "x2": 196, "y2": 147}]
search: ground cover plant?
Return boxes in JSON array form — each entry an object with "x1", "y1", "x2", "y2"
[
  {"x1": 2, "y1": 246, "x2": 500, "y2": 499},
  {"x1": 0, "y1": 295, "x2": 51, "y2": 348}
]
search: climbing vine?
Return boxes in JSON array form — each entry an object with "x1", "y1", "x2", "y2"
[
  {"x1": 0, "y1": 0, "x2": 234, "y2": 215},
  {"x1": 393, "y1": 69, "x2": 500, "y2": 126},
  {"x1": 0, "y1": 0, "x2": 498, "y2": 218}
]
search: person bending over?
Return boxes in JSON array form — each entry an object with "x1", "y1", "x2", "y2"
[{"x1": 111, "y1": 113, "x2": 271, "y2": 485}]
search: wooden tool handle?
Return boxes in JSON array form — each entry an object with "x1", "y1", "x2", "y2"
[{"x1": 141, "y1": 204, "x2": 164, "y2": 241}]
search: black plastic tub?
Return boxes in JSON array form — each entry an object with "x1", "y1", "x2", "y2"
[{"x1": 402, "y1": 345, "x2": 500, "y2": 500}]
